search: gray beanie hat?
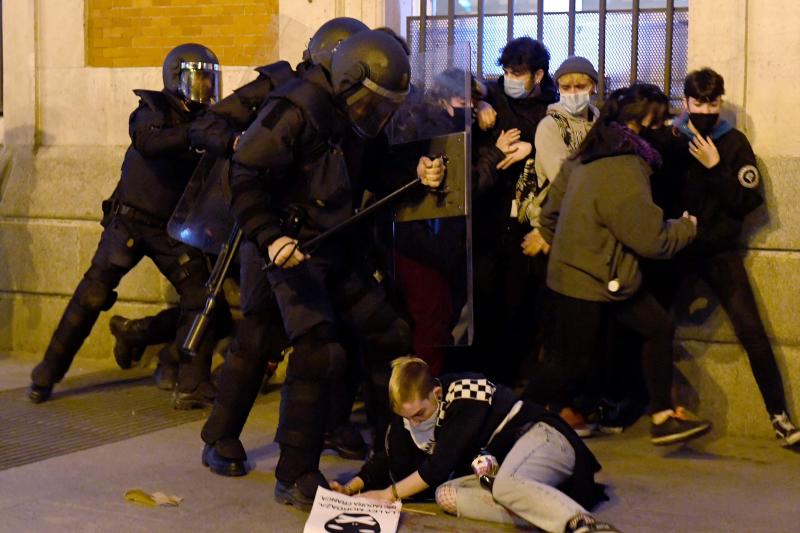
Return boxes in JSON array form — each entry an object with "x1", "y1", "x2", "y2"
[{"x1": 554, "y1": 56, "x2": 598, "y2": 83}]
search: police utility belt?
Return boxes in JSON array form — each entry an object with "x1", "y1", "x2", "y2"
[{"x1": 106, "y1": 198, "x2": 168, "y2": 228}]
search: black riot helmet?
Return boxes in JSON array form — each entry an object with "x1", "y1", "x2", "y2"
[
  {"x1": 303, "y1": 17, "x2": 369, "y2": 72},
  {"x1": 330, "y1": 30, "x2": 411, "y2": 138},
  {"x1": 162, "y1": 43, "x2": 221, "y2": 107}
]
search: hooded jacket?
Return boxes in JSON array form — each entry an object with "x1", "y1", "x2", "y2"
[
  {"x1": 474, "y1": 76, "x2": 558, "y2": 244},
  {"x1": 672, "y1": 112, "x2": 763, "y2": 253},
  {"x1": 540, "y1": 125, "x2": 697, "y2": 302}
]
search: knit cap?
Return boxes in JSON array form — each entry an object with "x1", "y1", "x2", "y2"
[{"x1": 554, "y1": 56, "x2": 599, "y2": 83}]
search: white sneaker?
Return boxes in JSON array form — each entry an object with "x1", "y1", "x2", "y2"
[{"x1": 771, "y1": 412, "x2": 800, "y2": 447}]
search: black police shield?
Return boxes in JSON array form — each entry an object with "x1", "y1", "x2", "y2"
[{"x1": 384, "y1": 44, "x2": 474, "y2": 346}]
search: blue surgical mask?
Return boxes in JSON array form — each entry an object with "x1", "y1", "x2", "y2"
[
  {"x1": 560, "y1": 91, "x2": 591, "y2": 116},
  {"x1": 503, "y1": 77, "x2": 530, "y2": 99}
]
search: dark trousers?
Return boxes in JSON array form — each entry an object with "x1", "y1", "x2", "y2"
[
  {"x1": 527, "y1": 289, "x2": 675, "y2": 414},
  {"x1": 32, "y1": 215, "x2": 214, "y2": 392},
  {"x1": 201, "y1": 241, "x2": 289, "y2": 454},
  {"x1": 472, "y1": 225, "x2": 546, "y2": 385},
  {"x1": 202, "y1": 242, "x2": 409, "y2": 482},
  {"x1": 645, "y1": 250, "x2": 787, "y2": 415}
]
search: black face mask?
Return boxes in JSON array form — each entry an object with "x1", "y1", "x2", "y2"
[
  {"x1": 689, "y1": 113, "x2": 719, "y2": 138},
  {"x1": 451, "y1": 107, "x2": 469, "y2": 129}
]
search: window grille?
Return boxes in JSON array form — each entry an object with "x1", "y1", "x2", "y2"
[{"x1": 406, "y1": 0, "x2": 688, "y2": 106}]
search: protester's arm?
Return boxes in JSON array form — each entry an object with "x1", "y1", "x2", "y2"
[
  {"x1": 700, "y1": 132, "x2": 763, "y2": 216},
  {"x1": 538, "y1": 159, "x2": 573, "y2": 244},
  {"x1": 534, "y1": 116, "x2": 571, "y2": 186},
  {"x1": 602, "y1": 164, "x2": 697, "y2": 259}
]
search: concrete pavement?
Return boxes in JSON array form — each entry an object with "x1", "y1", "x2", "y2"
[{"x1": 1, "y1": 355, "x2": 799, "y2": 533}]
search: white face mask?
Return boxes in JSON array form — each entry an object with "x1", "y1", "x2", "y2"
[
  {"x1": 403, "y1": 399, "x2": 441, "y2": 454},
  {"x1": 560, "y1": 91, "x2": 591, "y2": 115},
  {"x1": 504, "y1": 77, "x2": 531, "y2": 99}
]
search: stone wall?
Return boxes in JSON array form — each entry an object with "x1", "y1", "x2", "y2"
[{"x1": 677, "y1": 0, "x2": 800, "y2": 436}]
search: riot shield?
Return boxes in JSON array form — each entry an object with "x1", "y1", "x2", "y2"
[
  {"x1": 384, "y1": 44, "x2": 474, "y2": 347},
  {"x1": 167, "y1": 17, "x2": 312, "y2": 254}
]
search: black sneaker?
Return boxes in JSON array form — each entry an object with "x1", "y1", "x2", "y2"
[
  {"x1": 771, "y1": 412, "x2": 800, "y2": 447},
  {"x1": 324, "y1": 423, "x2": 368, "y2": 460},
  {"x1": 650, "y1": 408, "x2": 711, "y2": 446},
  {"x1": 591, "y1": 397, "x2": 644, "y2": 435},
  {"x1": 274, "y1": 470, "x2": 329, "y2": 512},
  {"x1": 565, "y1": 513, "x2": 622, "y2": 533},
  {"x1": 28, "y1": 383, "x2": 53, "y2": 404}
]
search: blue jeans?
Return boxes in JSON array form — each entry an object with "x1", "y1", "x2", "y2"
[{"x1": 441, "y1": 422, "x2": 586, "y2": 532}]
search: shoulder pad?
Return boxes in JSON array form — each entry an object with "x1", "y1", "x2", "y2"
[
  {"x1": 132, "y1": 89, "x2": 168, "y2": 112},
  {"x1": 254, "y1": 61, "x2": 296, "y2": 88}
]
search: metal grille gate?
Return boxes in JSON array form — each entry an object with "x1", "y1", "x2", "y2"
[{"x1": 407, "y1": 0, "x2": 688, "y2": 106}]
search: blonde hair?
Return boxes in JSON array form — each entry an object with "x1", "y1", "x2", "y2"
[
  {"x1": 557, "y1": 72, "x2": 594, "y2": 86},
  {"x1": 388, "y1": 356, "x2": 436, "y2": 411}
]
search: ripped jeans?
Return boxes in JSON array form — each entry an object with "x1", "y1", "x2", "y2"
[{"x1": 438, "y1": 422, "x2": 586, "y2": 533}]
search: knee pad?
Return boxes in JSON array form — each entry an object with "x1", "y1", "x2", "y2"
[
  {"x1": 168, "y1": 252, "x2": 209, "y2": 292},
  {"x1": 75, "y1": 278, "x2": 117, "y2": 312},
  {"x1": 287, "y1": 324, "x2": 346, "y2": 380}
]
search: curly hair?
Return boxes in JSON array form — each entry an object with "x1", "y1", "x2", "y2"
[{"x1": 497, "y1": 36, "x2": 550, "y2": 75}]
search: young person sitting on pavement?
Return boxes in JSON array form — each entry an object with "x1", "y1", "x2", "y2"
[{"x1": 330, "y1": 357, "x2": 616, "y2": 533}]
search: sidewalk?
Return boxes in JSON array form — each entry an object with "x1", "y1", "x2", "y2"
[{"x1": 1, "y1": 354, "x2": 798, "y2": 532}]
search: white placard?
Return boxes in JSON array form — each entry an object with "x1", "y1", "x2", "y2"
[{"x1": 303, "y1": 487, "x2": 402, "y2": 533}]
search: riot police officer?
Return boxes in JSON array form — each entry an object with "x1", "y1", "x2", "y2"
[
  {"x1": 200, "y1": 29, "x2": 444, "y2": 510},
  {"x1": 29, "y1": 44, "x2": 223, "y2": 409},
  {"x1": 187, "y1": 17, "x2": 369, "y2": 158}
]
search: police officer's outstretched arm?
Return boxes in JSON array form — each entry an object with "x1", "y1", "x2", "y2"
[
  {"x1": 230, "y1": 99, "x2": 309, "y2": 268},
  {"x1": 129, "y1": 101, "x2": 192, "y2": 158}
]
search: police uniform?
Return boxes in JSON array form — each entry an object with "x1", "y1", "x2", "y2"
[
  {"x1": 31, "y1": 89, "x2": 214, "y2": 399},
  {"x1": 30, "y1": 44, "x2": 222, "y2": 405},
  {"x1": 202, "y1": 30, "x2": 413, "y2": 507}
]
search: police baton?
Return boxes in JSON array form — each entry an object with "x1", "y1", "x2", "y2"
[
  {"x1": 266, "y1": 177, "x2": 423, "y2": 270},
  {"x1": 183, "y1": 223, "x2": 243, "y2": 356}
]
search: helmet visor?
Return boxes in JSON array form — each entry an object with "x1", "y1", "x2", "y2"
[
  {"x1": 179, "y1": 61, "x2": 221, "y2": 105},
  {"x1": 345, "y1": 80, "x2": 408, "y2": 138}
]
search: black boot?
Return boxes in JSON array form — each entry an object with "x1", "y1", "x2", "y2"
[
  {"x1": 109, "y1": 315, "x2": 149, "y2": 369},
  {"x1": 274, "y1": 470, "x2": 330, "y2": 512},
  {"x1": 28, "y1": 382, "x2": 53, "y2": 404},
  {"x1": 324, "y1": 423, "x2": 367, "y2": 460},
  {"x1": 202, "y1": 439, "x2": 248, "y2": 477}
]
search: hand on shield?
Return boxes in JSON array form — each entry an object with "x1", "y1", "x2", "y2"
[
  {"x1": 521, "y1": 228, "x2": 550, "y2": 256},
  {"x1": 268, "y1": 235, "x2": 308, "y2": 268},
  {"x1": 417, "y1": 156, "x2": 445, "y2": 189}
]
